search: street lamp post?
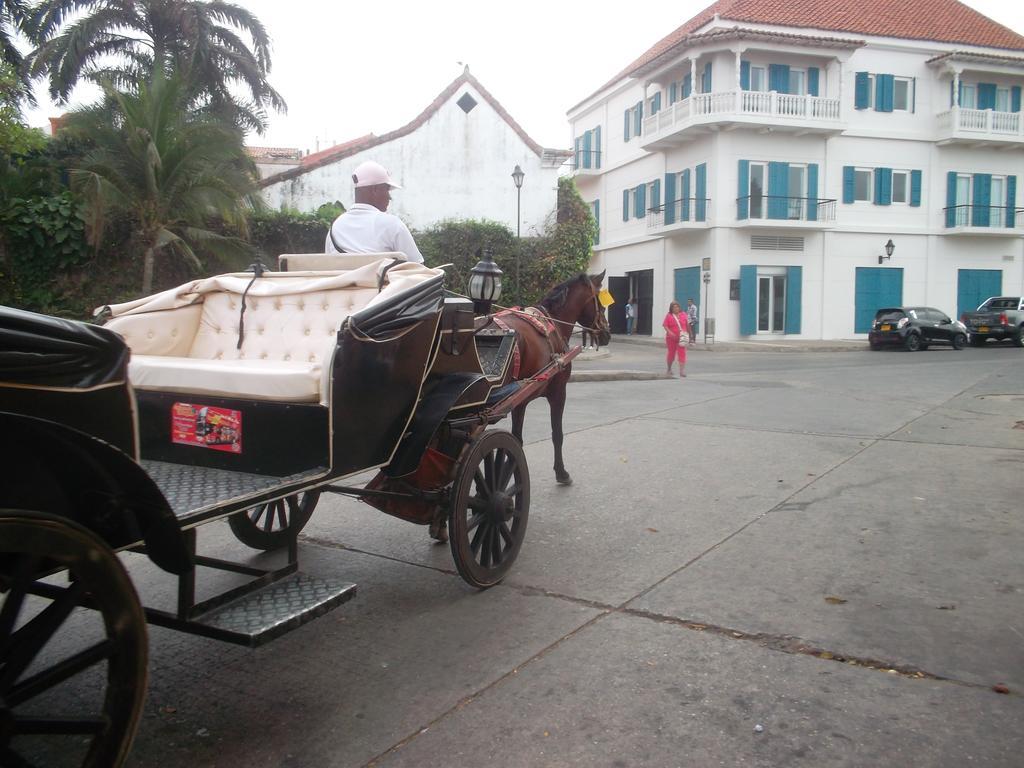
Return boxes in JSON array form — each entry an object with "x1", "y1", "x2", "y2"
[
  {"x1": 511, "y1": 164, "x2": 525, "y2": 306},
  {"x1": 702, "y1": 271, "x2": 711, "y2": 344}
]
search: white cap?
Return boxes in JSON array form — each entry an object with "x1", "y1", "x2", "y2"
[{"x1": 352, "y1": 160, "x2": 402, "y2": 189}]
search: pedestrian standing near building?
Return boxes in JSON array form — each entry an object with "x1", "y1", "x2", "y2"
[
  {"x1": 625, "y1": 297, "x2": 637, "y2": 335},
  {"x1": 663, "y1": 301, "x2": 688, "y2": 377},
  {"x1": 686, "y1": 298, "x2": 699, "y2": 345}
]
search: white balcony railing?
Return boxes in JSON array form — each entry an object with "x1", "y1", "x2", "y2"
[
  {"x1": 936, "y1": 107, "x2": 1023, "y2": 139},
  {"x1": 642, "y1": 91, "x2": 841, "y2": 139}
]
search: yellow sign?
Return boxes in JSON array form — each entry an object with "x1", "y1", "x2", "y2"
[{"x1": 598, "y1": 288, "x2": 615, "y2": 307}]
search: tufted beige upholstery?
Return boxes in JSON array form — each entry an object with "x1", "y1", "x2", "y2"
[
  {"x1": 99, "y1": 258, "x2": 444, "y2": 404},
  {"x1": 278, "y1": 252, "x2": 404, "y2": 272}
]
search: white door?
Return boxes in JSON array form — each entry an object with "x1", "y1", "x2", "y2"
[{"x1": 757, "y1": 273, "x2": 787, "y2": 333}]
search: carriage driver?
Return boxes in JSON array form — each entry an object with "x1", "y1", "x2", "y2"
[{"x1": 324, "y1": 160, "x2": 425, "y2": 263}]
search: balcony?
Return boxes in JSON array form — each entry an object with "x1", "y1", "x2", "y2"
[
  {"x1": 943, "y1": 205, "x2": 1023, "y2": 235},
  {"x1": 735, "y1": 196, "x2": 836, "y2": 228},
  {"x1": 647, "y1": 198, "x2": 711, "y2": 234},
  {"x1": 641, "y1": 91, "x2": 842, "y2": 149},
  {"x1": 936, "y1": 108, "x2": 1024, "y2": 146},
  {"x1": 568, "y1": 150, "x2": 602, "y2": 176}
]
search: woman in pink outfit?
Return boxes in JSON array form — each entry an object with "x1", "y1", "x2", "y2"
[{"x1": 663, "y1": 301, "x2": 689, "y2": 377}]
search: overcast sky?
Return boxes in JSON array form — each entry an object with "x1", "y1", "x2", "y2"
[{"x1": 22, "y1": 0, "x2": 1024, "y2": 152}]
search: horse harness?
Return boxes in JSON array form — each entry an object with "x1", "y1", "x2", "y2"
[{"x1": 489, "y1": 306, "x2": 568, "y2": 380}]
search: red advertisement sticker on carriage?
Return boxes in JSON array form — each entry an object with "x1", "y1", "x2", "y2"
[{"x1": 171, "y1": 402, "x2": 243, "y2": 453}]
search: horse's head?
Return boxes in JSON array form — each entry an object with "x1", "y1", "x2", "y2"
[{"x1": 581, "y1": 271, "x2": 611, "y2": 347}]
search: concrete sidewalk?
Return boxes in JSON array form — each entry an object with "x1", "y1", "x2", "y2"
[{"x1": 603, "y1": 333, "x2": 868, "y2": 353}]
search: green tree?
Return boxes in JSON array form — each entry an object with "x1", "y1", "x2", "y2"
[
  {"x1": 30, "y1": 0, "x2": 285, "y2": 133},
  {"x1": 65, "y1": 67, "x2": 259, "y2": 294},
  {"x1": 0, "y1": 0, "x2": 36, "y2": 101}
]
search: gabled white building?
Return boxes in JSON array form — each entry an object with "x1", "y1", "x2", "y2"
[
  {"x1": 568, "y1": 0, "x2": 1024, "y2": 339},
  {"x1": 261, "y1": 68, "x2": 568, "y2": 236}
]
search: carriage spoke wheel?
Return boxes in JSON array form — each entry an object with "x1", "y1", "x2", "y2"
[
  {"x1": 448, "y1": 431, "x2": 530, "y2": 589},
  {"x1": 0, "y1": 511, "x2": 147, "y2": 768},
  {"x1": 228, "y1": 491, "x2": 320, "y2": 551}
]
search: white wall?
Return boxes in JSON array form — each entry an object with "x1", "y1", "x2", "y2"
[{"x1": 261, "y1": 83, "x2": 560, "y2": 235}]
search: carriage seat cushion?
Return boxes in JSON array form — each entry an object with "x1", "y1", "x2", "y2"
[{"x1": 98, "y1": 259, "x2": 443, "y2": 404}]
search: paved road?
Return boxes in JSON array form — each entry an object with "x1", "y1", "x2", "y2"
[{"x1": 62, "y1": 346, "x2": 1024, "y2": 766}]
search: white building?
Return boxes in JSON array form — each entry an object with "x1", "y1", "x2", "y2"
[
  {"x1": 260, "y1": 68, "x2": 568, "y2": 236},
  {"x1": 567, "y1": 0, "x2": 1024, "y2": 339}
]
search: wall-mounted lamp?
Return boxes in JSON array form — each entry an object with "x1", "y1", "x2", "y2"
[{"x1": 878, "y1": 238, "x2": 895, "y2": 265}]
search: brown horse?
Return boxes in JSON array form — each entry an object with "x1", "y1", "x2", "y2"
[{"x1": 499, "y1": 271, "x2": 610, "y2": 486}]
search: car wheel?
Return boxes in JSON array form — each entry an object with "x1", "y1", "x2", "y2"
[
  {"x1": 869, "y1": 341, "x2": 881, "y2": 351},
  {"x1": 904, "y1": 333, "x2": 921, "y2": 352},
  {"x1": 1014, "y1": 326, "x2": 1024, "y2": 348},
  {"x1": 952, "y1": 333, "x2": 967, "y2": 350}
]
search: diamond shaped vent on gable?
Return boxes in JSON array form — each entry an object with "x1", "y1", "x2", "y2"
[{"x1": 457, "y1": 92, "x2": 477, "y2": 113}]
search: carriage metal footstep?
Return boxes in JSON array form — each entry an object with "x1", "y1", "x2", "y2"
[{"x1": 183, "y1": 574, "x2": 357, "y2": 647}]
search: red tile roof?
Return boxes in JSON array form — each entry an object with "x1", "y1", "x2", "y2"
[
  {"x1": 570, "y1": 0, "x2": 1024, "y2": 112},
  {"x1": 246, "y1": 146, "x2": 303, "y2": 161},
  {"x1": 260, "y1": 68, "x2": 546, "y2": 187}
]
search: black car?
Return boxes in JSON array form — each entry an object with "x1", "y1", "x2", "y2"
[{"x1": 868, "y1": 307, "x2": 968, "y2": 351}]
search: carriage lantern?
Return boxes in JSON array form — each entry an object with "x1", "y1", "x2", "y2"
[{"x1": 468, "y1": 247, "x2": 503, "y2": 315}]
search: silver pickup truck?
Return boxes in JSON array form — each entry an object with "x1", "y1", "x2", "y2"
[{"x1": 961, "y1": 296, "x2": 1024, "y2": 347}]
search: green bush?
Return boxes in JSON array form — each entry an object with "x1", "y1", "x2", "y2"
[{"x1": 0, "y1": 191, "x2": 90, "y2": 312}]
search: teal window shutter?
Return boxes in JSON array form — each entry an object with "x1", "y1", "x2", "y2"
[
  {"x1": 842, "y1": 166, "x2": 856, "y2": 204},
  {"x1": 682, "y1": 74, "x2": 692, "y2": 98},
  {"x1": 855, "y1": 72, "x2": 870, "y2": 109},
  {"x1": 958, "y1": 81, "x2": 964, "y2": 106},
  {"x1": 669, "y1": 82, "x2": 678, "y2": 104},
  {"x1": 978, "y1": 83, "x2": 996, "y2": 110},
  {"x1": 702, "y1": 63, "x2": 712, "y2": 93},
  {"x1": 582, "y1": 131, "x2": 592, "y2": 170},
  {"x1": 876, "y1": 74, "x2": 894, "y2": 112},
  {"x1": 623, "y1": 108, "x2": 631, "y2": 141},
  {"x1": 593, "y1": 199, "x2": 600, "y2": 243},
  {"x1": 807, "y1": 67, "x2": 819, "y2": 97},
  {"x1": 634, "y1": 101, "x2": 643, "y2": 137},
  {"x1": 769, "y1": 64, "x2": 790, "y2": 94},
  {"x1": 767, "y1": 161, "x2": 789, "y2": 219},
  {"x1": 1012, "y1": 86, "x2": 1021, "y2": 113},
  {"x1": 946, "y1": 171, "x2": 958, "y2": 227},
  {"x1": 875, "y1": 168, "x2": 893, "y2": 206},
  {"x1": 634, "y1": 184, "x2": 646, "y2": 220},
  {"x1": 664, "y1": 172, "x2": 677, "y2": 225},
  {"x1": 785, "y1": 266, "x2": 802, "y2": 334},
  {"x1": 949, "y1": 79, "x2": 954, "y2": 107},
  {"x1": 574, "y1": 137, "x2": 581, "y2": 170},
  {"x1": 652, "y1": 92, "x2": 662, "y2": 114},
  {"x1": 1007, "y1": 176, "x2": 1016, "y2": 229},
  {"x1": 910, "y1": 170, "x2": 922, "y2": 207},
  {"x1": 695, "y1": 163, "x2": 707, "y2": 222},
  {"x1": 681, "y1": 169, "x2": 691, "y2": 221},
  {"x1": 740, "y1": 61, "x2": 750, "y2": 91},
  {"x1": 652, "y1": 178, "x2": 661, "y2": 212},
  {"x1": 622, "y1": 189, "x2": 630, "y2": 222},
  {"x1": 806, "y1": 164, "x2": 818, "y2": 221},
  {"x1": 740, "y1": 265, "x2": 757, "y2": 335},
  {"x1": 594, "y1": 126, "x2": 601, "y2": 169},
  {"x1": 972, "y1": 174, "x2": 991, "y2": 226},
  {"x1": 737, "y1": 160, "x2": 750, "y2": 219}
]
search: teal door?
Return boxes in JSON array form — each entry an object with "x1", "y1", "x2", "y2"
[
  {"x1": 674, "y1": 267, "x2": 701, "y2": 317},
  {"x1": 957, "y1": 269, "x2": 1002, "y2": 318},
  {"x1": 855, "y1": 267, "x2": 903, "y2": 333}
]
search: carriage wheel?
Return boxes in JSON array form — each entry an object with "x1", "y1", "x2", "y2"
[
  {"x1": 228, "y1": 491, "x2": 320, "y2": 551},
  {"x1": 448, "y1": 431, "x2": 530, "y2": 589},
  {"x1": 0, "y1": 511, "x2": 148, "y2": 768}
]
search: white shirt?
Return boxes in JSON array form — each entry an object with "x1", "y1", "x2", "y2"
[{"x1": 324, "y1": 203, "x2": 424, "y2": 263}]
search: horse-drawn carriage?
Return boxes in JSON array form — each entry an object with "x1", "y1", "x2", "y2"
[{"x1": 0, "y1": 253, "x2": 609, "y2": 766}]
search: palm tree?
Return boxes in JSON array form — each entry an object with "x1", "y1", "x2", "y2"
[
  {"x1": 1, "y1": 0, "x2": 37, "y2": 101},
  {"x1": 66, "y1": 67, "x2": 259, "y2": 294},
  {"x1": 29, "y1": 0, "x2": 285, "y2": 134}
]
